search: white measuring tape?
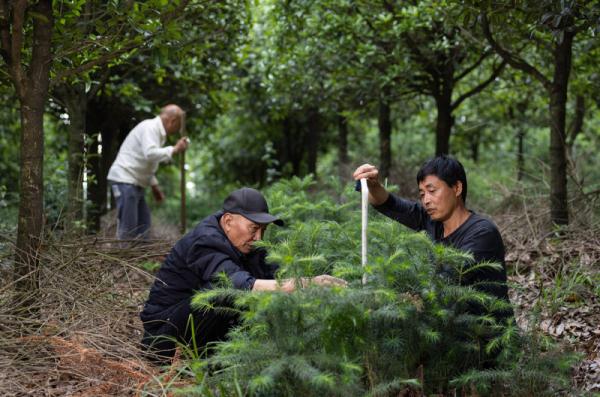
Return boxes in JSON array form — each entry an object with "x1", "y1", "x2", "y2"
[{"x1": 360, "y1": 178, "x2": 368, "y2": 285}]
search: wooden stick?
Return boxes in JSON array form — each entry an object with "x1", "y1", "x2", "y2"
[{"x1": 179, "y1": 113, "x2": 187, "y2": 235}]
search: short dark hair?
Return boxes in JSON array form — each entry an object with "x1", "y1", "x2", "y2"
[{"x1": 416, "y1": 155, "x2": 467, "y2": 204}]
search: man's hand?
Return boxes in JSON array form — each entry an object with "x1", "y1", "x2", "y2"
[
  {"x1": 172, "y1": 136, "x2": 189, "y2": 155},
  {"x1": 310, "y1": 274, "x2": 348, "y2": 287},
  {"x1": 352, "y1": 163, "x2": 380, "y2": 186},
  {"x1": 253, "y1": 275, "x2": 348, "y2": 293},
  {"x1": 352, "y1": 163, "x2": 389, "y2": 206},
  {"x1": 151, "y1": 185, "x2": 165, "y2": 203},
  {"x1": 284, "y1": 275, "x2": 348, "y2": 291}
]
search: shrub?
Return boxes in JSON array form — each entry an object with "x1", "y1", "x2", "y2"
[{"x1": 180, "y1": 176, "x2": 579, "y2": 396}]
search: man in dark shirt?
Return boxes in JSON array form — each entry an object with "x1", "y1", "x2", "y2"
[
  {"x1": 141, "y1": 187, "x2": 345, "y2": 362},
  {"x1": 352, "y1": 155, "x2": 510, "y2": 305}
]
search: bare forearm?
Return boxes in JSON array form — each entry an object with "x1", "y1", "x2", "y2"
[
  {"x1": 252, "y1": 279, "x2": 296, "y2": 293},
  {"x1": 367, "y1": 182, "x2": 389, "y2": 206},
  {"x1": 353, "y1": 163, "x2": 389, "y2": 206},
  {"x1": 252, "y1": 275, "x2": 347, "y2": 293}
]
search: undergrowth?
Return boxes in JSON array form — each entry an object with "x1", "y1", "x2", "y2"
[{"x1": 176, "y1": 176, "x2": 581, "y2": 396}]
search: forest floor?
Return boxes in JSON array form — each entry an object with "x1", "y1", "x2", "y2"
[
  {"x1": 0, "y1": 210, "x2": 599, "y2": 396},
  {"x1": 498, "y1": 211, "x2": 600, "y2": 394}
]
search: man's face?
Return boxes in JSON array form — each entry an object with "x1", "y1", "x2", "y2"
[
  {"x1": 165, "y1": 115, "x2": 182, "y2": 135},
  {"x1": 418, "y1": 174, "x2": 462, "y2": 222},
  {"x1": 222, "y1": 213, "x2": 267, "y2": 254}
]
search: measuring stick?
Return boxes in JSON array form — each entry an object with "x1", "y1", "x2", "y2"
[{"x1": 360, "y1": 178, "x2": 368, "y2": 285}]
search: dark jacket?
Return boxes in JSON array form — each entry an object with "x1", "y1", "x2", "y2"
[
  {"x1": 375, "y1": 194, "x2": 510, "y2": 301},
  {"x1": 141, "y1": 211, "x2": 278, "y2": 321}
]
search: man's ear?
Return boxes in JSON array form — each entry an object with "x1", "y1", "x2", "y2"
[
  {"x1": 221, "y1": 213, "x2": 233, "y2": 232},
  {"x1": 454, "y1": 181, "x2": 463, "y2": 199}
]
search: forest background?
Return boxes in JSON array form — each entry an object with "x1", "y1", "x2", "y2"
[{"x1": 0, "y1": 0, "x2": 599, "y2": 395}]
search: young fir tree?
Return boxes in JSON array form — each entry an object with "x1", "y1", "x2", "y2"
[{"x1": 180, "y1": 176, "x2": 579, "y2": 397}]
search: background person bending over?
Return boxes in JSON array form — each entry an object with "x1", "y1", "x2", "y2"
[
  {"x1": 353, "y1": 155, "x2": 511, "y2": 312},
  {"x1": 107, "y1": 104, "x2": 189, "y2": 240},
  {"x1": 140, "y1": 187, "x2": 346, "y2": 362}
]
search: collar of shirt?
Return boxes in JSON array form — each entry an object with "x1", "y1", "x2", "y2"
[{"x1": 156, "y1": 116, "x2": 167, "y2": 139}]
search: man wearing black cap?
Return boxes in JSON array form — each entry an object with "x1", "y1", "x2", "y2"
[{"x1": 140, "y1": 187, "x2": 345, "y2": 362}]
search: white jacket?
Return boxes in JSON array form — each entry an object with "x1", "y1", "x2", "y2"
[{"x1": 107, "y1": 116, "x2": 174, "y2": 187}]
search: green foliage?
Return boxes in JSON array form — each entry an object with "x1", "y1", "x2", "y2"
[
  {"x1": 0, "y1": 185, "x2": 17, "y2": 238},
  {"x1": 452, "y1": 330, "x2": 582, "y2": 396},
  {"x1": 43, "y1": 115, "x2": 69, "y2": 228},
  {"x1": 181, "y1": 176, "x2": 577, "y2": 396},
  {"x1": 538, "y1": 262, "x2": 596, "y2": 316},
  {"x1": 139, "y1": 260, "x2": 161, "y2": 274}
]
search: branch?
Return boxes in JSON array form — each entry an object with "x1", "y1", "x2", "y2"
[
  {"x1": 453, "y1": 50, "x2": 491, "y2": 83},
  {"x1": 50, "y1": 88, "x2": 67, "y2": 108},
  {"x1": 398, "y1": 73, "x2": 435, "y2": 96},
  {"x1": 480, "y1": 12, "x2": 551, "y2": 91},
  {"x1": 3, "y1": 0, "x2": 26, "y2": 98},
  {"x1": 160, "y1": 0, "x2": 190, "y2": 24},
  {"x1": 53, "y1": 33, "x2": 126, "y2": 60},
  {"x1": 530, "y1": 33, "x2": 553, "y2": 54},
  {"x1": 381, "y1": 0, "x2": 395, "y2": 14},
  {"x1": 88, "y1": 68, "x2": 111, "y2": 98},
  {"x1": 10, "y1": 0, "x2": 25, "y2": 72},
  {"x1": 29, "y1": 0, "x2": 53, "y2": 90},
  {"x1": 51, "y1": 41, "x2": 139, "y2": 85},
  {"x1": 452, "y1": 58, "x2": 507, "y2": 110},
  {"x1": 403, "y1": 33, "x2": 439, "y2": 84},
  {"x1": 52, "y1": 0, "x2": 193, "y2": 86}
]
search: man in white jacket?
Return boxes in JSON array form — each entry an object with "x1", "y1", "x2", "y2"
[{"x1": 108, "y1": 104, "x2": 189, "y2": 240}]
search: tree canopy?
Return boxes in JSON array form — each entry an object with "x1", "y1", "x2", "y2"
[{"x1": 1, "y1": 1, "x2": 599, "y2": 395}]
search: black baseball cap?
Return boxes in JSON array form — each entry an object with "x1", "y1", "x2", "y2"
[{"x1": 223, "y1": 187, "x2": 284, "y2": 226}]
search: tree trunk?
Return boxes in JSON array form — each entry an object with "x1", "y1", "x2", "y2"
[
  {"x1": 548, "y1": 32, "x2": 573, "y2": 226},
  {"x1": 14, "y1": 94, "x2": 46, "y2": 304},
  {"x1": 87, "y1": 134, "x2": 102, "y2": 232},
  {"x1": 86, "y1": 99, "x2": 108, "y2": 231},
  {"x1": 306, "y1": 108, "x2": 320, "y2": 177},
  {"x1": 281, "y1": 116, "x2": 299, "y2": 176},
  {"x1": 103, "y1": 124, "x2": 121, "y2": 211},
  {"x1": 337, "y1": 114, "x2": 349, "y2": 179},
  {"x1": 517, "y1": 129, "x2": 525, "y2": 181},
  {"x1": 378, "y1": 99, "x2": 391, "y2": 180},
  {"x1": 86, "y1": 97, "x2": 135, "y2": 229},
  {"x1": 434, "y1": 83, "x2": 454, "y2": 156},
  {"x1": 9, "y1": 0, "x2": 53, "y2": 308},
  {"x1": 64, "y1": 85, "x2": 87, "y2": 224},
  {"x1": 511, "y1": 102, "x2": 528, "y2": 182}
]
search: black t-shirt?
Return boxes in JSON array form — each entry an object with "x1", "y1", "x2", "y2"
[
  {"x1": 141, "y1": 211, "x2": 278, "y2": 320},
  {"x1": 374, "y1": 194, "x2": 510, "y2": 301}
]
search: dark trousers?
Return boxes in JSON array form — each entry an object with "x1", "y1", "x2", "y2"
[
  {"x1": 141, "y1": 298, "x2": 239, "y2": 364},
  {"x1": 111, "y1": 182, "x2": 151, "y2": 240}
]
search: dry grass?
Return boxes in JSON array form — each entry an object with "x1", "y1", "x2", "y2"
[
  {"x1": 0, "y1": 191, "x2": 598, "y2": 395},
  {"x1": 0, "y1": 234, "x2": 185, "y2": 396}
]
